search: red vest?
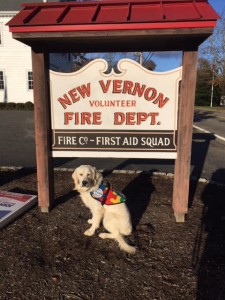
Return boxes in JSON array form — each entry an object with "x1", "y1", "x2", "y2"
[{"x1": 90, "y1": 182, "x2": 126, "y2": 205}]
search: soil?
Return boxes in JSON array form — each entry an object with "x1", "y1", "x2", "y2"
[{"x1": 0, "y1": 168, "x2": 225, "y2": 300}]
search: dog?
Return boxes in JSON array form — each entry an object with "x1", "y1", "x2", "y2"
[{"x1": 72, "y1": 165, "x2": 135, "y2": 254}]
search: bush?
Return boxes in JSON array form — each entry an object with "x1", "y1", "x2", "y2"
[
  {"x1": 6, "y1": 102, "x2": 16, "y2": 110},
  {"x1": 16, "y1": 103, "x2": 25, "y2": 110},
  {"x1": 0, "y1": 101, "x2": 34, "y2": 110},
  {"x1": 0, "y1": 103, "x2": 6, "y2": 110},
  {"x1": 24, "y1": 101, "x2": 34, "y2": 110}
]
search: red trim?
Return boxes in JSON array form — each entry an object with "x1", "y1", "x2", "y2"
[{"x1": 9, "y1": 21, "x2": 216, "y2": 33}]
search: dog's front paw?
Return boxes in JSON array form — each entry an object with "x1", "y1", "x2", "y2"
[
  {"x1": 87, "y1": 219, "x2": 93, "y2": 224},
  {"x1": 84, "y1": 228, "x2": 95, "y2": 236},
  {"x1": 99, "y1": 233, "x2": 108, "y2": 239}
]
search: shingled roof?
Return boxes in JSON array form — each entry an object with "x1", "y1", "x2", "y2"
[{"x1": 7, "y1": 0, "x2": 219, "y2": 52}]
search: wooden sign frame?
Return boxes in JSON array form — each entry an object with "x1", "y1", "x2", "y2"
[
  {"x1": 31, "y1": 49, "x2": 197, "y2": 222},
  {"x1": 8, "y1": 1, "x2": 219, "y2": 222}
]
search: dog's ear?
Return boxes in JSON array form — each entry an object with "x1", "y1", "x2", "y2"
[
  {"x1": 72, "y1": 169, "x2": 79, "y2": 190},
  {"x1": 93, "y1": 167, "x2": 103, "y2": 186}
]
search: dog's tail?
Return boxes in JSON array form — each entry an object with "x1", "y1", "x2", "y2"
[{"x1": 115, "y1": 234, "x2": 136, "y2": 254}]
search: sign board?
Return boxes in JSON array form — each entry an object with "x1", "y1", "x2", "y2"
[
  {"x1": 0, "y1": 191, "x2": 37, "y2": 229},
  {"x1": 50, "y1": 59, "x2": 182, "y2": 158}
]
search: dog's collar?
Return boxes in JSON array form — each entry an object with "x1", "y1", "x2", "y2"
[{"x1": 90, "y1": 181, "x2": 126, "y2": 206}]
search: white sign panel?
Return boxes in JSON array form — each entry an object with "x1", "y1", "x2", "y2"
[
  {"x1": 0, "y1": 191, "x2": 37, "y2": 229},
  {"x1": 50, "y1": 59, "x2": 182, "y2": 158}
]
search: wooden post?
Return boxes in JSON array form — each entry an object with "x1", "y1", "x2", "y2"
[
  {"x1": 173, "y1": 50, "x2": 198, "y2": 222},
  {"x1": 32, "y1": 50, "x2": 54, "y2": 212}
]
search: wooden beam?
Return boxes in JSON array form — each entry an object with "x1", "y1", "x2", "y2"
[
  {"x1": 173, "y1": 50, "x2": 198, "y2": 223},
  {"x1": 32, "y1": 50, "x2": 54, "y2": 212},
  {"x1": 12, "y1": 27, "x2": 214, "y2": 39},
  {"x1": 12, "y1": 28, "x2": 213, "y2": 52}
]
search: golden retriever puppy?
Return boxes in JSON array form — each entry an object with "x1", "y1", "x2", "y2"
[{"x1": 72, "y1": 165, "x2": 135, "y2": 254}]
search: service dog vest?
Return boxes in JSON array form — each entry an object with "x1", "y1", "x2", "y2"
[{"x1": 90, "y1": 182, "x2": 126, "y2": 206}]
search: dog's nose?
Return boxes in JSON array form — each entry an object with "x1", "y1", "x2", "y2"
[{"x1": 82, "y1": 180, "x2": 88, "y2": 186}]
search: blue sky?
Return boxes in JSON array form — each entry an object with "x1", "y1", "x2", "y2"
[
  {"x1": 88, "y1": 1, "x2": 223, "y2": 72},
  {"x1": 208, "y1": 0, "x2": 225, "y2": 16},
  {"x1": 153, "y1": 0, "x2": 224, "y2": 71}
]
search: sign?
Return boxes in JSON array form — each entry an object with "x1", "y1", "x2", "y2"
[
  {"x1": 50, "y1": 59, "x2": 182, "y2": 158},
  {"x1": 0, "y1": 191, "x2": 37, "y2": 229}
]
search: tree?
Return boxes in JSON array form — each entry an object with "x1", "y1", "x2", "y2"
[
  {"x1": 72, "y1": 53, "x2": 89, "y2": 71},
  {"x1": 195, "y1": 58, "x2": 219, "y2": 106},
  {"x1": 199, "y1": 11, "x2": 225, "y2": 105},
  {"x1": 144, "y1": 59, "x2": 156, "y2": 71},
  {"x1": 74, "y1": 52, "x2": 157, "y2": 73}
]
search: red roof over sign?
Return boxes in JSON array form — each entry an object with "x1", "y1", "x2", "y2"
[{"x1": 8, "y1": 0, "x2": 219, "y2": 33}]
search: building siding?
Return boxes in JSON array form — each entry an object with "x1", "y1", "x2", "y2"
[
  {"x1": 0, "y1": 11, "x2": 74, "y2": 104},
  {"x1": 0, "y1": 14, "x2": 33, "y2": 103}
]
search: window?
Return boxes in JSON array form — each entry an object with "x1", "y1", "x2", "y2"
[
  {"x1": 0, "y1": 71, "x2": 4, "y2": 90},
  {"x1": 28, "y1": 71, "x2": 33, "y2": 90},
  {"x1": 0, "y1": 23, "x2": 2, "y2": 45}
]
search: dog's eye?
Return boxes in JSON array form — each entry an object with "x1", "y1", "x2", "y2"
[
  {"x1": 79, "y1": 173, "x2": 83, "y2": 176},
  {"x1": 87, "y1": 173, "x2": 91, "y2": 177}
]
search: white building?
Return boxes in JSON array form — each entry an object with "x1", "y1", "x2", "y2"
[{"x1": 0, "y1": 0, "x2": 73, "y2": 104}]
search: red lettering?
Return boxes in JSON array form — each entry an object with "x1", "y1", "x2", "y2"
[
  {"x1": 126, "y1": 112, "x2": 136, "y2": 125},
  {"x1": 114, "y1": 112, "x2": 159, "y2": 125},
  {"x1": 122, "y1": 80, "x2": 133, "y2": 94},
  {"x1": 148, "y1": 112, "x2": 159, "y2": 125},
  {"x1": 74, "y1": 112, "x2": 79, "y2": 125},
  {"x1": 67, "y1": 112, "x2": 102, "y2": 125},
  {"x1": 76, "y1": 83, "x2": 91, "y2": 98},
  {"x1": 132, "y1": 83, "x2": 146, "y2": 97},
  {"x1": 137, "y1": 112, "x2": 148, "y2": 125},
  {"x1": 68, "y1": 88, "x2": 80, "y2": 103},
  {"x1": 144, "y1": 88, "x2": 157, "y2": 101},
  {"x1": 113, "y1": 80, "x2": 122, "y2": 93},
  {"x1": 58, "y1": 94, "x2": 72, "y2": 109},
  {"x1": 153, "y1": 93, "x2": 169, "y2": 108},
  {"x1": 114, "y1": 112, "x2": 125, "y2": 125},
  {"x1": 99, "y1": 80, "x2": 111, "y2": 93},
  {"x1": 64, "y1": 112, "x2": 74, "y2": 125},
  {"x1": 93, "y1": 112, "x2": 102, "y2": 125},
  {"x1": 81, "y1": 112, "x2": 92, "y2": 125}
]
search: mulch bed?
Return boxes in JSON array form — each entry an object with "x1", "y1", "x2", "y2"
[{"x1": 0, "y1": 169, "x2": 225, "y2": 300}]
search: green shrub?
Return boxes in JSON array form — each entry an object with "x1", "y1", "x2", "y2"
[
  {"x1": 1, "y1": 101, "x2": 34, "y2": 110},
  {"x1": 16, "y1": 103, "x2": 25, "y2": 110},
  {"x1": 6, "y1": 102, "x2": 16, "y2": 110},
  {"x1": 0, "y1": 103, "x2": 6, "y2": 110},
  {"x1": 24, "y1": 101, "x2": 34, "y2": 110}
]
